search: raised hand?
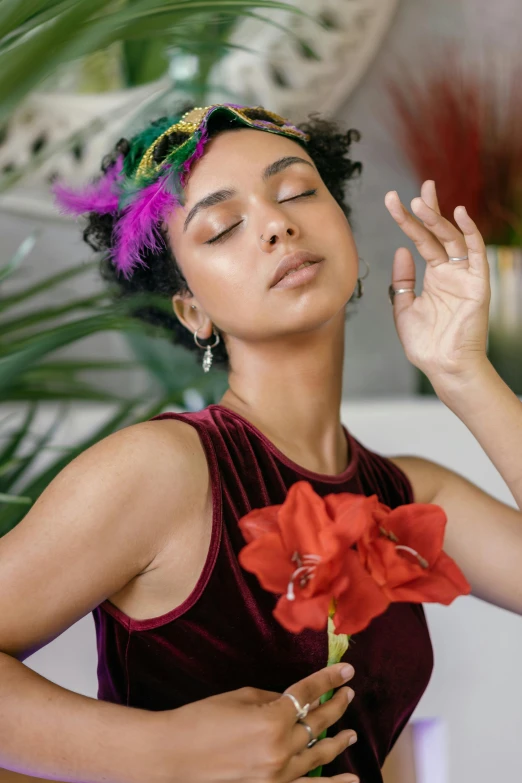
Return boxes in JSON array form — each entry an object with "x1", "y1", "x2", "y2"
[{"x1": 385, "y1": 180, "x2": 491, "y2": 392}]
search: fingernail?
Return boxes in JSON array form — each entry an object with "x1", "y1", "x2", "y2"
[
  {"x1": 340, "y1": 664, "x2": 354, "y2": 679},
  {"x1": 347, "y1": 688, "x2": 355, "y2": 703},
  {"x1": 348, "y1": 733, "x2": 358, "y2": 746}
]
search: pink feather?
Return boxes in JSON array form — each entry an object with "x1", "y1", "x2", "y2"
[
  {"x1": 51, "y1": 155, "x2": 124, "y2": 216},
  {"x1": 180, "y1": 125, "x2": 210, "y2": 187},
  {"x1": 111, "y1": 175, "x2": 179, "y2": 278}
]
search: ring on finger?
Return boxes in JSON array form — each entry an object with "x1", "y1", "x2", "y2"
[
  {"x1": 448, "y1": 255, "x2": 468, "y2": 262},
  {"x1": 282, "y1": 692, "x2": 310, "y2": 721},
  {"x1": 298, "y1": 719, "x2": 318, "y2": 749}
]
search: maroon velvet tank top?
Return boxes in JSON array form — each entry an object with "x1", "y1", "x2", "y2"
[{"x1": 93, "y1": 404, "x2": 433, "y2": 781}]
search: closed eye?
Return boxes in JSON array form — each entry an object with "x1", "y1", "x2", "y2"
[
  {"x1": 281, "y1": 188, "x2": 318, "y2": 203},
  {"x1": 204, "y1": 189, "x2": 318, "y2": 245}
]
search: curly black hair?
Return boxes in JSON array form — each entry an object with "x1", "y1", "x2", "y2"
[{"x1": 84, "y1": 106, "x2": 362, "y2": 370}]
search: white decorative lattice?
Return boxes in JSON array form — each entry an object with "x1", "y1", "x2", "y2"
[
  {"x1": 0, "y1": 0, "x2": 398, "y2": 219},
  {"x1": 208, "y1": 0, "x2": 399, "y2": 117}
]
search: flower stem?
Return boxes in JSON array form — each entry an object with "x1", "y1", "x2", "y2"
[{"x1": 308, "y1": 617, "x2": 350, "y2": 777}]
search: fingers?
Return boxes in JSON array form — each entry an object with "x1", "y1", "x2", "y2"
[
  {"x1": 279, "y1": 663, "x2": 354, "y2": 723},
  {"x1": 287, "y1": 730, "x2": 358, "y2": 781},
  {"x1": 410, "y1": 195, "x2": 468, "y2": 262},
  {"x1": 420, "y1": 179, "x2": 440, "y2": 214},
  {"x1": 385, "y1": 187, "x2": 468, "y2": 267},
  {"x1": 390, "y1": 247, "x2": 416, "y2": 314},
  {"x1": 290, "y1": 687, "x2": 356, "y2": 755},
  {"x1": 385, "y1": 190, "x2": 446, "y2": 265},
  {"x1": 453, "y1": 206, "x2": 489, "y2": 277}
]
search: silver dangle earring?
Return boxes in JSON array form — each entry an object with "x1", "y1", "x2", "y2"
[
  {"x1": 353, "y1": 257, "x2": 370, "y2": 299},
  {"x1": 194, "y1": 327, "x2": 220, "y2": 372}
]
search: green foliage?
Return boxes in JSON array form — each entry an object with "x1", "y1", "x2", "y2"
[
  {"x1": 0, "y1": 0, "x2": 304, "y2": 119},
  {"x1": 0, "y1": 241, "x2": 227, "y2": 535},
  {"x1": 0, "y1": 0, "x2": 312, "y2": 533}
]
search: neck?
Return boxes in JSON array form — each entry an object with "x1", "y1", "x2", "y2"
[{"x1": 219, "y1": 310, "x2": 348, "y2": 475}]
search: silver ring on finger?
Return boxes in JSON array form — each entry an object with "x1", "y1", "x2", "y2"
[
  {"x1": 448, "y1": 255, "x2": 468, "y2": 262},
  {"x1": 282, "y1": 692, "x2": 310, "y2": 721},
  {"x1": 388, "y1": 283, "x2": 415, "y2": 305},
  {"x1": 298, "y1": 719, "x2": 318, "y2": 749}
]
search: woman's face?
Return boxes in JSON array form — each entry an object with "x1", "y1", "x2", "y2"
[{"x1": 167, "y1": 127, "x2": 358, "y2": 346}]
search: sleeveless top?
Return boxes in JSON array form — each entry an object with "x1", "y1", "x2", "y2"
[{"x1": 93, "y1": 404, "x2": 433, "y2": 782}]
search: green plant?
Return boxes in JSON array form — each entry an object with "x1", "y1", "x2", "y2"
[
  {"x1": 0, "y1": 0, "x2": 306, "y2": 122},
  {"x1": 0, "y1": 237, "x2": 227, "y2": 535},
  {"x1": 0, "y1": 0, "x2": 315, "y2": 534}
]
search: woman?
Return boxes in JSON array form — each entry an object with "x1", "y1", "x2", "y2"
[{"x1": 1, "y1": 103, "x2": 521, "y2": 783}]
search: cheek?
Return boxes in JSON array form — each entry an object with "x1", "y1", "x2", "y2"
[
  {"x1": 315, "y1": 201, "x2": 358, "y2": 273},
  {"x1": 171, "y1": 238, "x2": 262, "y2": 327}
]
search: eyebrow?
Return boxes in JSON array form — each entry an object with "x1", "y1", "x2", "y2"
[{"x1": 182, "y1": 155, "x2": 315, "y2": 232}]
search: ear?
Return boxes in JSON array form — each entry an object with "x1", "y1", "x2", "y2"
[{"x1": 172, "y1": 294, "x2": 214, "y2": 340}]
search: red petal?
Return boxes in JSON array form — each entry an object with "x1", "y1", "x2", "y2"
[
  {"x1": 238, "y1": 534, "x2": 291, "y2": 593},
  {"x1": 385, "y1": 503, "x2": 447, "y2": 564},
  {"x1": 325, "y1": 492, "x2": 380, "y2": 545},
  {"x1": 389, "y1": 552, "x2": 471, "y2": 604},
  {"x1": 376, "y1": 537, "x2": 428, "y2": 588},
  {"x1": 333, "y1": 550, "x2": 390, "y2": 635},
  {"x1": 274, "y1": 593, "x2": 331, "y2": 633},
  {"x1": 278, "y1": 482, "x2": 330, "y2": 554},
  {"x1": 239, "y1": 505, "x2": 281, "y2": 543}
]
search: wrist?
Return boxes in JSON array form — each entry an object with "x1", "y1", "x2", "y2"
[
  {"x1": 428, "y1": 357, "x2": 496, "y2": 406},
  {"x1": 143, "y1": 706, "x2": 190, "y2": 783}
]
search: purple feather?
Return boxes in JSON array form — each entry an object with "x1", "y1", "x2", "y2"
[
  {"x1": 179, "y1": 124, "x2": 210, "y2": 187},
  {"x1": 111, "y1": 174, "x2": 179, "y2": 278},
  {"x1": 51, "y1": 155, "x2": 124, "y2": 216}
]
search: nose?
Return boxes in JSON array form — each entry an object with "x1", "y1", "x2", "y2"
[{"x1": 259, "y1": 225, "x2": 298, "y2": 251}]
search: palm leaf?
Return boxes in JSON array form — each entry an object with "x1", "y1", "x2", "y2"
[
  {"x1": 0, "y1": 260, "x2": 99, "y2": 309},
  {"x1": 0, "y1": 401, "x2": 138, "y2": 535},
  {"x1": 0, "y1": 312, "x2": 139, "y2": 394},
  {"x1": 0, "y1": 405, "x2": 37, "y2": 470},
  {"x1": 0, "y1": 404, "x2": 66, "y2": 493},
  {"x1": 0, "y1": 233, "x2": 38, "y2": 284},
  {"x1": 0, "y1": 492, "x2": 32, "y2": 507},
  {"x1": 0, "y1": 0, "x2": 303, "y2": 123},
  {"x1": 0, "y1": 293, "x2": 108, "y2": 336}
]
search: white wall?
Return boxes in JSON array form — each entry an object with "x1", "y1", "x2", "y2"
[{"x1": 20, "y1": 398, "x2": 522, "y2": 783}]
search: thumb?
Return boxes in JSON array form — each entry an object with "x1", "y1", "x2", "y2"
[{"x1": 390, "y1": 246, "x2": 416, "y2": 316}]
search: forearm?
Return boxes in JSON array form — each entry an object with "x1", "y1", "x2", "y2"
[
  {"x1": 0, "y1": 652, "x2": 161, "y2": 783},
  {"x1": 434, "y1": 359, "x2": 522, "y2": 510}
]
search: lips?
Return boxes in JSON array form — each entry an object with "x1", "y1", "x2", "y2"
[{"x1": 270, "y1": 250, "x2": 324, "y2": 288}]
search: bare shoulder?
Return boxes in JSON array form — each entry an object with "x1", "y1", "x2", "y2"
[
  {"x1": 0, "y1": 415, "x2": 208, "y2": 659},
  {"x1": 388, "y1": 454, "x2": 448, "y2": 505},
  {"x1": 78, "y1": 415, "x2": 212, "y2": 553},
  {"x1": 107, "y1": 416, "x2": 208, "y2": 485}
]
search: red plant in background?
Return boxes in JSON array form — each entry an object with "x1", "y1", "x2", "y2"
[
  {"x1": 238, "y1": 481, "x2": 470, "y2": 636},
  {"x1": 385, "y1": 47, "x2": 522, "y2": 247}
]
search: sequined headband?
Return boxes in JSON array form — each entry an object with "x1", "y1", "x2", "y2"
[{"x1": 52, "y1": 103, "x2": 310, "y2": 279}]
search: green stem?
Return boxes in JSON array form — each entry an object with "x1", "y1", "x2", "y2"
[{"x1": 308, "y1": 620, "x2": 350, "y2": 777}]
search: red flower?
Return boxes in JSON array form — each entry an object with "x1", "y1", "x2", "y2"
[
  {"x1": 357, "y1": 501, "x2": 472, "y2": 604},
  {"x1": 239, "y1": 482, "x2": 370, "y2": 633},
  {"x1": 239, "y1": 481, "x2": 471, "y2": 636}
]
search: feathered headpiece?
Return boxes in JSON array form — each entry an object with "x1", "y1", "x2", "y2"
[{"x1": 52, "y1": 104, "x2": 310, "y2": 279}]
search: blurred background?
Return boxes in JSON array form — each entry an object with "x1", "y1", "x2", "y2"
[{"x1": 1, "y1": 1, "x2": 521, "y2": 782}]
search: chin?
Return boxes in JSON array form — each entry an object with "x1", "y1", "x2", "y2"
[{"x1": 287, "y1": 294, "x2": 348, "y2": 334}]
